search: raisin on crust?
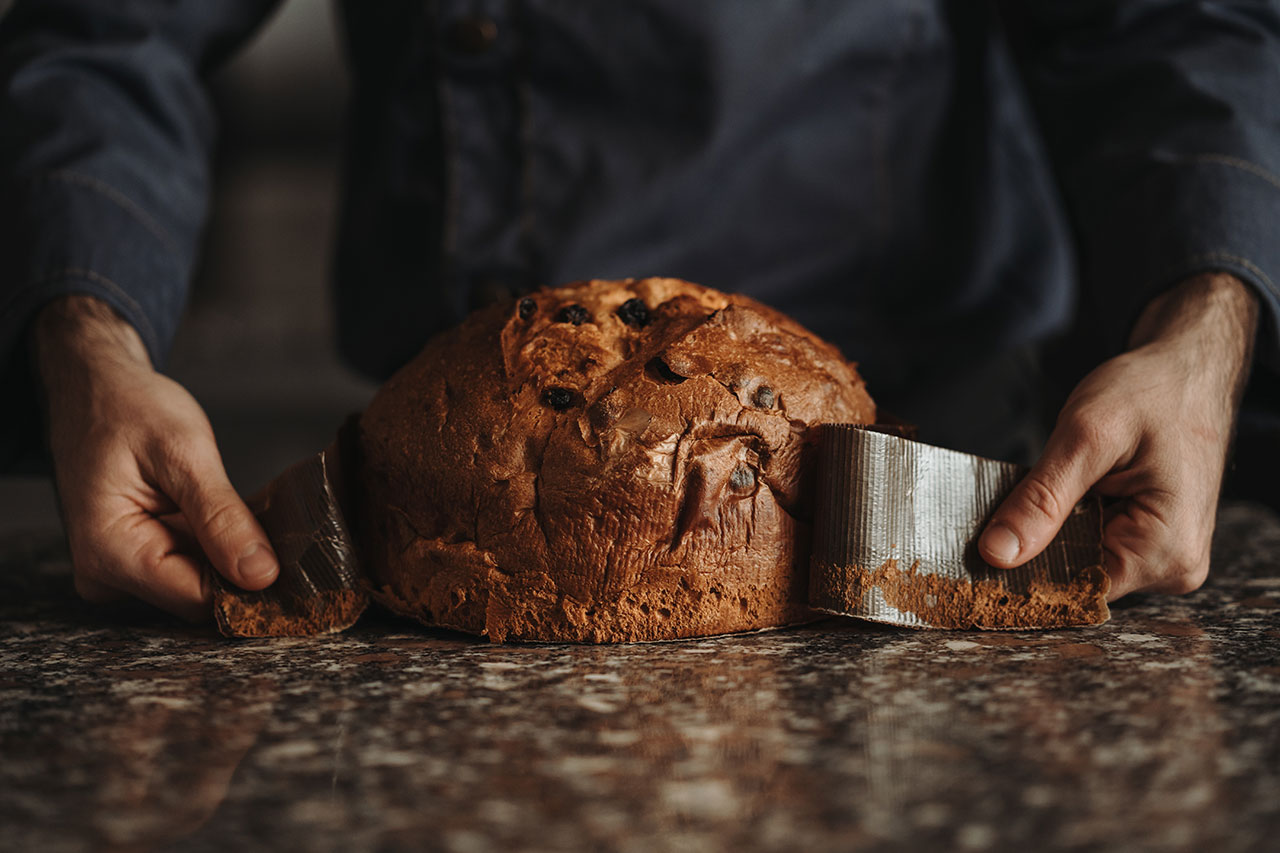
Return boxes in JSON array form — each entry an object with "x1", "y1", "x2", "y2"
[{"x1": 358, "y1": 278, "x2": 875, "y2": 642}]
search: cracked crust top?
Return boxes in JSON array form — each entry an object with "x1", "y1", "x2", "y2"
[{"x1": 357, "y1": 277, "x2": 876, "y2": 642}]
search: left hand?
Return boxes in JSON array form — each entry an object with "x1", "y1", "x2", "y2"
[{"x1": 978, "y1": 272, "x2": 1258, "y2": 601}]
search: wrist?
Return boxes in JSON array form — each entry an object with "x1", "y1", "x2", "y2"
[
  {"x1": 31, "y1": 296, "x2": 156, "y2": 433},
  {"x1": 32, "y1": 295, "x2": 153, "y2": 387},
  {"x1": 1129, "y1": 272, "x2": 1257, "y2": 349},
  {"x1": 1128, "y1": 272, "x2": 1259, "y2": 404}
]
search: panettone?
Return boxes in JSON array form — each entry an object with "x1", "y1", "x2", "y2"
[{"x1": 357, "y1": 278, "x2": 875, "y2": 641}]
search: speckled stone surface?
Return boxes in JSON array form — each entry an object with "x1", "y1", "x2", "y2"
[{"x1": 2, "y1": 503, "x2": 1278, "y2": 852}]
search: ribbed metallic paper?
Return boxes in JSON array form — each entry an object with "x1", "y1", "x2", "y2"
[
  {"x1": 809, "y1": 425, "x2": 1109, "y2": 629},
  {"x1": 212, "y1": 444, "x2": 368, "y2": 637}
]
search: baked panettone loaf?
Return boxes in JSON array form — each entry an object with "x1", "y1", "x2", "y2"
[{"x1": 358, "y1": 278, "x2": 875, "y2": 642}]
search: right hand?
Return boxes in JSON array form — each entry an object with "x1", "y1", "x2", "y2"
[{"x1": 32, "y1": 295, "x2": 278, "y2": 622}]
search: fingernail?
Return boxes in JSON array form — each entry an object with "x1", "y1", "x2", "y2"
[
  {"x1": 238, "y1": 544, "x2": 278, "y2": 585},
  {"x1": 981, "y1": 523, "x2": 1021, "y2": 565}
]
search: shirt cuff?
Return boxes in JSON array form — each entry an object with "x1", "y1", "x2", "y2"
[
  {"x1": 0, "y1": 171, "x2": 190, "y2": 471},
  {"x1": 1077, "y1": 152, "x2": 1280, "y2": 372}
]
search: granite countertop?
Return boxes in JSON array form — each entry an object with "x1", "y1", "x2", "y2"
[{"x1": 2, "y1": 503, "x2": 1278, "y2": 852}]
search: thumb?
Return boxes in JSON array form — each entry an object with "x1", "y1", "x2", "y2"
[
  {"x1": 158, "y1": 444, "x2": 279, "y2": 590},
  {"x1": 979, "y1": 416, "x2": 1117, "y2": 569}
]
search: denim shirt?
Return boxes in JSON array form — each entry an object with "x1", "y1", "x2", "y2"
[{"x1": 2, "y1": 0, "x2": 1279, "y2": 468}]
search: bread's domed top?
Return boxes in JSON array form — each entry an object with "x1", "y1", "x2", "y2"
[{"x1": 359, "y1": 278, "x2": 875, "y2": 642}]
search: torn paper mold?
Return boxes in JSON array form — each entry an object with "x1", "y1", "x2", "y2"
[{"x1": 212, "y1": 443, "x2": 368, "y2": 637}]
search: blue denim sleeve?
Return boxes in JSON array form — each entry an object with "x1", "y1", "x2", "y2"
[
  {"x1": 1001, "y1": 0, "x2": 1280, "y2": 370},
  {"x1": 0, "y1": 0, "x2": 280, "y2": 470}
]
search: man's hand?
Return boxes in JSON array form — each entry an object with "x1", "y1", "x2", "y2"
[
  {"x1": 979, "y1": 272, "x2": 1259, "y2": 601},
  {"x1": 33, "y1": 296, "x2": 278, "y2": 622}
]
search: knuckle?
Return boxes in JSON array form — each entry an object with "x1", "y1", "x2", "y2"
[
  {"x1": 196, "y1": 568, "x2": 214, "y2": 606},
  {"x1": 1166, "y1": 526, "x2": 1212, "y2": 594},
  {"x1": 1102, "y1": 548, "x2": 1132, "y2": 598},
  {"x1": 1015, "y1": 475, "x2": 1064, "y2": 524},
  {"x1": 198, "y1": 499, "x2": 250, "y2": 544},
  {"x1": 144, "y1": 412, "x2": 216, "y2": 460},
  {"x1": 149, "y1": 431, "x2": 209, "y2": 475},
  {"x1": 147, "y1": 433, "x2": 229, "y2": 508},
  {"x1": 1060, "y1": 404, "x2": 1121, "y2": 456},
  {"x1": 1165, "y1": 537, "x2": 1211, "y2": 594},
  {"x1": 1164, "y1": 560, "x2": 1209, "y2": 595},
  {"x1": 133, "y1": 539, "x2": 171, "y2": 577}
]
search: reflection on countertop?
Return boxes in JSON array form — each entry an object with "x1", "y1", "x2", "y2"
[{"x1": 2, "y1": 504, "x2": 1278, "y2": 852}]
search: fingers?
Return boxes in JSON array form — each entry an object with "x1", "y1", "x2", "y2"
[
  {"x1": 979, "y1": 408, "x2": 1123, "y2": 568},
  {"x1": 65, "y1": 448, "x2": 273, "y2": 622},
  {"x1": 70, "y1": 514, "x2": 212, "y2": 623},
  {"x1": 1100, "y1": 498, "x2": 1212, "y2": 601},
  {"x1": 152, "y1": 440, "x2": 278, "y2": 591},
  {"x1": 121, "y1": 535, "x2": 213, "y2": 624}
]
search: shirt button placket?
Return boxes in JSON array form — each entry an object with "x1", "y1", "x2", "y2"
[{"x1": 437, "y1": 2, "x2": 526, "y2": 311}]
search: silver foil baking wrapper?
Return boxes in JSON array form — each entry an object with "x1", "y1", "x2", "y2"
[{"x1": 809, "y1": 425, "x2": 1109, "y2": 629}]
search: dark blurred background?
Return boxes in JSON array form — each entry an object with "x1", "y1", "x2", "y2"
[{"x1": 0, "y1": 2, "x2": 372, "y2": 534}]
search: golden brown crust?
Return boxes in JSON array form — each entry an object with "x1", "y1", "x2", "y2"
[{"x1": 358, "y1": 278, "x2": 875, "y2": 642}]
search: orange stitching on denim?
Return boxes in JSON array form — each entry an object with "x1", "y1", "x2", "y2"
[
  {"x1": 1169, "y1": 153, "x2": 1280, "y2": 195},
  {"x1": 0, "y1": 266, "x2": 161, "y2": 356},
  {"x1": 1179, "y1": 252, "x2": 1278, "y2": 298},
  {"x1": 42, "y1": 170, "x2": 184, "y2": 262}
]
